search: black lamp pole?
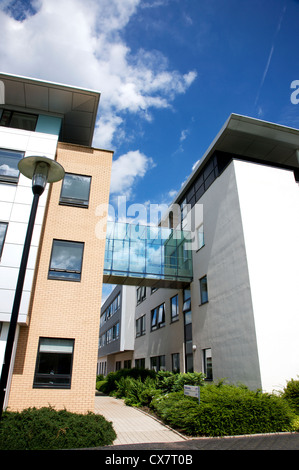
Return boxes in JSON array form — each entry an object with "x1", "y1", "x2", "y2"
[{"x1": 0, "y1": 157, "x2": 64, "y2": 420}]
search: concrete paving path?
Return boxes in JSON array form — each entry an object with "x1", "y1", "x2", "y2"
[
  {"x1": 94, "y1": 395, "x2": 187, "y2": 446},
  {"x1": 94, "y1": 394, "x2": 299, "y2": 451}
]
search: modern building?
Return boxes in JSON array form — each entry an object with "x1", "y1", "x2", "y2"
[
  {"x1": 1, "y1": 71, "x2": 298, "y2": 416},
  {"x1": 0, "y1": 73, "x2": 113, "y2": 413},
  {"x1": 99, "y1": 114, "x2": 299, "y2": 394},
  {"x1": 98, "y1": 285, "x2": 135, "y2": 376}
]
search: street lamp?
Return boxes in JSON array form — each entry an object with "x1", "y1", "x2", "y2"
[{"x1": 0, "y1": 156, "x2": 64, "y2": 419}]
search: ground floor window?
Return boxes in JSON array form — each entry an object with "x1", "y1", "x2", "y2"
[
  {"x1": 150, "y1": 355, "x2": 165, "y2": 372},
  {"x1": 124, "y1": 360, "x2": 131, "y2": 369},
  {"x1": 33, "y1": 338, "x2": 74, "y2": 389},
  {"x1": 135, "y1": 358, "x2": 145, "y2": 369},
  {"x1": 171, "y1": 353, "x2": 180, "y2": 373}
]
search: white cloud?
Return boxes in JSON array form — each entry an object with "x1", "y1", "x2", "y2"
[
  {"x1": 110, "y1": 150, "x2": 154, "y2": 197},
  {"x1": 0, "y1": 0, "x2": 196, "y2": 146},
  {"x1": 0, "y1": 0, "x2": 196, "y2": 196}
]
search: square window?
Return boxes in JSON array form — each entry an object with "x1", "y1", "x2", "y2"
[
  {"x1": 0, "y1": 148, "x2": 24, "y2": 183},
  {"x1": 150, "y1": 355, "x2": 165, "y2": 372},
  {"x1": 0, "y1": 222, "x2": 8, "y2": 258},
  {"x1": 199, "y1": 276, "x2": 208, "y2": 304},
  {"x1": 59, "y1": 173, "x2": 91, "y2": 208},
  {"x1": 48, "y1": 240, "x2": 84, "y2": 281},
  {"x1": 33, "y1": 338, "x2": 74, "y2": 389}
]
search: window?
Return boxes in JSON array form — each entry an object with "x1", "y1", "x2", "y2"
[
  {"x1": 136, "y1": 315, "x2": 146, "y2": 337},
  {"x1": 106, "y1": 323, "x2": 120, "y2": 344},
  {"x1": 33, "y1": 338, "x2": 74, "y2": 389},
  {"x1": 150, "y1": 355, "x2": 165, "y2": 372},
  {"x1": 203, "y1": 348, "x2": 213, "y2": 380},
  {"x1": 0, "y1": 109, "x2": 38, "y2": 131},
  {"x1": 135, "y1": 358, "x2": 145, "y2": 369},
  {"x1": 0, "y1": 222, "x2": 8, "y2": 259},
  {"x1": 115, "y1": 361, "x2": 121, "y2": 371},
  {"x1": 124, "y1": 360, "x2": 131, "y2": 369},
  {"x1": 59, "y1": 173, "x2": 91, "y2": 208},
  {"x1": 136, "y1": 286, "x2": 146, "y2": 304},
  {"x1": 170, "y1": 294, "x2": 179, "y2": 322},
  {"x1": 197, "y1": 224, "x2": 204, "y2": 250},
  {"x1": 199, "y1": 276, "x2": 208, "y2": 304},
  {"x1": 48, "y1": 240, "x2": 84, "y2": 281},
  {"x1": 151, "y1": 303, "x2": 165, "y2": 331},
  {"x1": 172, "y1": 353, "x2": 180, "y2": 373},
  {"x1": 0, "y1": 148, "x2": 24, "y2": 183}
]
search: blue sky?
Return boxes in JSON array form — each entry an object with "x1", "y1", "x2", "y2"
[{"x1": 0, "y1": 0, "x2": 298, "y2": 301}]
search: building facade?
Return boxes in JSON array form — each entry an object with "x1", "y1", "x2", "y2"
[
  {"x1": 0, "y1": 73, "x2": 113, "y2": 413},
  {"x1": 99, "y1": 115, "x2": 299, "y2": 394},
  {"x1": 98, "y1": 285, "x2": 135, "y2": 376}
]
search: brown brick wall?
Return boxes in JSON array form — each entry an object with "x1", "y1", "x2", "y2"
[{"x1": 8, "y1": 143, "x2": 112, "y2": 413}]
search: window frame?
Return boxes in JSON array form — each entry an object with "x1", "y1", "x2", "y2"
[
  {"x1": 203, "y1": 348, "x2": 213, "y2": 380},
  {"x1": 59, "y1": 172, "x2": 92, "y2": 209},
  {"x1": 171, "y1": 353, "x2": 180, "y2": 373},
  {"x1": 136, "y1": 286, "x2": 146, "y2": 305},
  {"x1": 151, "y1": 303, "x2": 165, "y2": 331},
  {"x1": 0, "y1": 222, "x2": 8, "y2": 259},
  {"x1": 197, "y1": 224, "x2": 205, "y2": 250},
  {"x1": 48, "y1": 239, "x2": 84, "y2": 282},
  {"x1": 0, "y1": 148, "x2": 24, "y2": 184},
  {"x1": 150, "y1": 355, "x2": 165, "y2": 372},
  {"x1": 199, "y1": 275, "x2": 209, "y2": 304},
  {"x1": 33, "y1": 337, "x2": 75, "y2": 389},
  {"x1": 170, "y1": 294, "x2": 179, "y2": 322},
  {"x1": 136, "y1": 314, "x2": 146, "y2": 337},
  {"x1": 0, "y1": 109, "x2": 38, "y2": 132}
]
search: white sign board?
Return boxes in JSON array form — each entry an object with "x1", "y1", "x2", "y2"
[{"x1": 184, "y1": 385, "x2": 200, "y2": 403}]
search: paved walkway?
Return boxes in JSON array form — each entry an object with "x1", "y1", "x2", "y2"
[
  {"x1": 94, "y1": 394, "x2": 299, "y2": 450},
  {"x1": 94, "y1": 395, "x2": 187, "y2": 446}
]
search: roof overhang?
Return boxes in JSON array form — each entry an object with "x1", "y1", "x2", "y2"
[
  {"x1": 176, "y1": 113, "x2": 299, "y2": 203},
  {"x1": 0, "y1": 72, "x2": 100, "y2": 147}
]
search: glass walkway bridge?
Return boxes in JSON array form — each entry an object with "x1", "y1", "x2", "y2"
[{"x1": 103, "y1": 221, "x2": 193, "y2": 289}]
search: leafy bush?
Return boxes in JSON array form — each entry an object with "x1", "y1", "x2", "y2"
[
  {"x1": 151, "y1": 383, "x2": 295, "y2": 437},
  {"x1": 114, "y1": 376, "x2": 161, "y2": 407},
  {"x1": 98, "y1": 368, "x2": 156, "y2": 394},
  {"x1": 281, "y1": 378, "x2": 299, "y2": 414},
  {"x1": 0, "y1": 406, "x2": 116, "y2": 450}
]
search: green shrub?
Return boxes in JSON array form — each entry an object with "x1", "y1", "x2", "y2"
[
  {"x1": 96, "y1": 380, "x2": 107, "y2": 391},
  {"x1": 151, "y1": 383, "x2": 294, "y2": 437},
  {"x1": 156, "y1": 371, "x2": 205, "y2": 393},
  {"x1": 99, "y1": 368, "x2": 156, "y2": 394},
  {"x1": 113, "y1": 376, "x2": 161, "y2": 407},
  {"x1": 0, "y1": 406, "x2": 116, "y2": 450},
  {"x1": 281, "y1": 378, "x2": 299, "y2": 414}
]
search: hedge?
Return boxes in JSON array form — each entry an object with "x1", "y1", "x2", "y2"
[
  {"x1": 151, "y1": 384, "x2": 295, "y2": 436},
  {"x1": 0, "y1": 406, "x2": 116, "y2": 450}
]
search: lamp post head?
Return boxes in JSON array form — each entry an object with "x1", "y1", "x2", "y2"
[{"x1": 18, "y1": 156, "x2": 65, "y2": 195}]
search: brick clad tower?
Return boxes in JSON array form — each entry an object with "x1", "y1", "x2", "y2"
[{"x1": 7, "y1": 143, "x2": 112, "y2": 413}]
